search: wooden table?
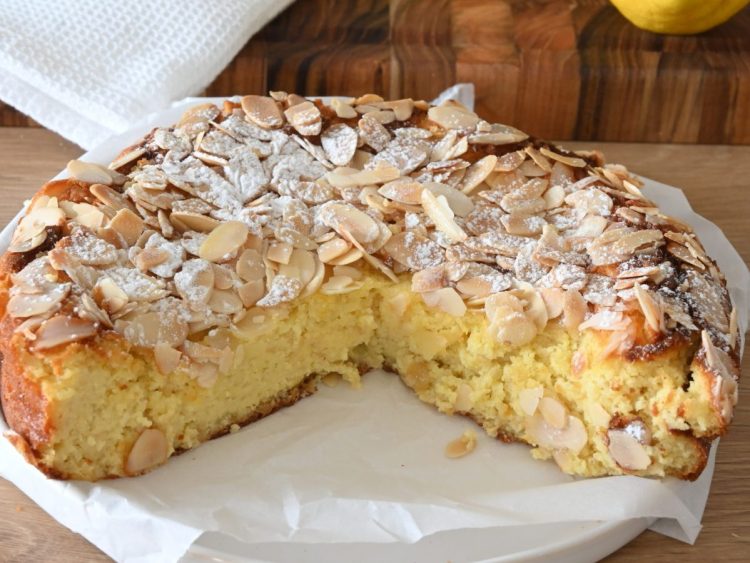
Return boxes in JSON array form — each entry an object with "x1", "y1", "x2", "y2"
[{"x1": 0, "y1": 128, "x2": 747, "y2": 561}]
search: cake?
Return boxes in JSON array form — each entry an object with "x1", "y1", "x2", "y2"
[{"x1": 0, "y1": 93, "x2": 740, "y2": 482}]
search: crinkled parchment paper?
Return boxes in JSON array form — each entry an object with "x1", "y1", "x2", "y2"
[{"x1": 0, "y1": 85, "x2": 747, "y2": 563}]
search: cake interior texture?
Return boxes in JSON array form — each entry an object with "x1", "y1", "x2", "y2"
[{"x1": 5, "y1": 271, "x2": 715, "y2": 481}]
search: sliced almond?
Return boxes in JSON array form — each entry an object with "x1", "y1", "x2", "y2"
[
  {"x1": 236, "y1": 249, "x2": 265, "y2": 281},
  {"x1": 428, "y1": 105, "x2": 479, "y2": 130},
  {"x1": 317, "y1": 237, "x2": 351, "y2": 263},
  {"x1": 66, "y1": 159, "x2": 119, "y2": 185},
  {"x1": 93, "y1": 277, "x2": 129, "y2": 314},
  {"x1": 241, "y1": 95, "x2": 284, "y2": 129},
  {"x1": 199, "y1": 221, "x2": 249, "y2": 262},
  {"x1": 267, "y1": 241, "x2": 294, "y2": 264},
  {"x1": 538, "y1": 397, "x2": 567, "y2": 429},
  {"x1": 525, "y1": 413, "x2": 587, "y2": 454},
  {"x1": 170, "y1": 212, "x2": 219, "y2": 233},
  {"x1": 634, "y1": 284, "x2": 665, "y2": 333},
  {"x1": 331, "y1": 98, "x2": 358, "y2": 119},
  {"x1": 607, "y1": 429, "x2": 651, "y2": 471},
  {"x1": 422, "y1": 287, "x2": 466, "y2": 317},
  {"x1": 539, "y1": 146, "x2": 587, "y2": 168},
  {"x1": 460, "y1": 155, "x2": 498, "y2": 194},
  {"x1": 154, "y1": 344, "x2": 181, "y2": 375},
  {"x1": 321, "y1": 123, "x2": 358, "y2": 166},
  {"x1": 421, "y1": 189, "x2": 467, "y2": 243},
  {"x1": 108, "y1": 209, "x2": 145, "y2": 246},
  {"x1": 519, "y1": 386, "x2": 543, "y2": 416},
  {"x1": 33, "y1": 315, "x2": 98, "y2": 351},
  {"x1": 445, "y1": 430, "x2": 477, "y2": 459},
  {"x1": 126, "y1": 429, "x2": 169, "y2": 475},
  {"x1": 284, "y1": 101, "x2": 322, "y2": 136},
  {"x1": 7, "y1": 284, "x2": 69, "y2": 318},
  {"x1": 238, "y1": 279, "x2": 265, "y2": 307}
]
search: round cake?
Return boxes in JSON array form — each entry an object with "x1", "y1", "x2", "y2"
[{"x1": 0, "y1": 93, "x2": 740, "y2": 481}]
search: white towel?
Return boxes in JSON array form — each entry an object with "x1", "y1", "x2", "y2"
[{"x1": 0, "y1": 0, "x2": 293, "y2": 149}]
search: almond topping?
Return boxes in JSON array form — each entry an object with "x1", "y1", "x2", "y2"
[
  {"x1": 421, "y1": 189, "x2": 467, "y2": 243},
  {"x1": 126, "y1": 429, "x2": 169, "y2": 475},
  {"x1": 445, "y1": 430, "x2": 477, "y2": 458},
  {"x1": 607, "y1": 429, "x2": 651, "y2": 471},
  {"x1": 154, "y1": 344, "x2": 181, "y2": 375},
  {"x1": 33, "y1": 315, "x2": 98, "y2": 351},
  {"x1": 519, "y1": 386, "x2": 543, "y2": 416},
  {"x1": 241, "y1": 95, "x2": 284, "y2": 129},
  {"x1": 199, "y1": 221, "x2": 249, "y2": 262}
]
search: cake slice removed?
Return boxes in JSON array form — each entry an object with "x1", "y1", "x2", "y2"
[{"x1": 0, "y1": 93, "x2": 740, "y2": 481}]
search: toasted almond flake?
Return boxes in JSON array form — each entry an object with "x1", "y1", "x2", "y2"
[
  {"x1": 212, "y1": 264, "x2": 235, "y2": 289},
  {"x1": 425, "y1": 182, "x2": 474, "y2": 217},
  {"x1": 66, "y1": 159, "x2": 119, "y2": 185},
  {"x1": 320, "y1": 202, "x2": 381, "y2": 247},
  {"x1": 208, "y1": 289, "x2": 243, "y2": 314},
  {"x1": 455, "y1": 276, "x2": 492, "y2": 298},
  {"x1": 154, "y1": 344, "x2": 181, "y2": 374},
  {"x1": 33, "y1": 315, "x2": 98, "y2": 351},
  {"x1": 540, "y1": 288, "x2": 565, "y2": 319},
  {"x1": 326, "y1": 247, "x2": 363, "y2": 266},
  {"x1": 459, "y1": 155, "x2": 498, "y2": 195},
  {"x1": 236, "y1": 249, "x2": 265, "y2": 281},
  {"x1": 109, "y1": 147, "x2": 146, "y2": 170},
  {"x1": 317, "y1": 237, "x2": 351, "y2": 263},
  {"x1": 422, "y1": 287, "x2": 466, "y2": 317},
  {"x1": 236, "y1": 279, "x2": 263, "y2": 307},
  {"x1": 378, "y1": 179, "x2": 424, "y2": 204},
  {"x1": 607, "y1": 429, "x2": 651, "y2": 471},
  {"x1": 525, "y1": 413, "x2": 587, "y2": 454},
  {"x1": 667, "y1": 241, "x2": 705, "y2": 270},
  {"x1": 126, "y1": 429, "x2": 169, "y2": 475},
  {"x1": 284, "y1": 101, "x2": 322, "y2": 136},
  {"x1": 539, "y1": 397, "x2": 567, "y2": 429},
  {"x1": 519, "y1": 386, "x2": 543, "y2": 416},
  {"x1": 543, "y1": 184, "x2": 565, "y2": 209},
  {"x1": 428, "y1": 105, "x2": 479, "y2": 130},
  {"x1": 93, "y1": 277, "x2": 129, "y2": 314},
  {"x1": 634, "y1": 284, "x2": 665, "y2": 333},
  {"x1": 331, "y1": 98, "x2": 358, "y2": 118},
  {"x1": 199, "y1": 221, "x2": 248, "y2": 262},
  {"x1": 469, "y1": 123, "x2": 528, "y2": 145},
  {"x1": 7, "y1": 284, "x2": 69, "y2": 318},
  {"x1": 380, "y1": 98, "x2": 414, "y2": 121},
  {"x1": 729, "y1": 307, "x2": 738, "y2": 350},
  {"x1": 241, "y1": 95, "x2": 284, "y2": 129},
  {"x1": 453, "y1": 383, "x2": 473, "y2": 412},
  {"x1": 134, "y1": 247, "x2": 169, "y2": 271},
  {"x1": 445, "y1": 430, "x2": 477, "y2": 458},
  {"x1": 539, "y1": 146, "x2": 587, "y2": 168},
  {"x1": 411, "y1": 266, "x2": 447, "y2": 293},
  {"x1": 421, "y1": 189, "x2": 467, "y2": 243},
  {"x1": 321, "y1": 123, "x2": 358, "y2": 166},
  {"x1": 562, "y1": 289, "x2": 587, "y2": 332},
  {"x1": 90, "y1": 183, "x2": 132, "y2": 211},
  {"x1": 267, "y1": 241, "x2": 294, "y2": 264},
  {"x1": 524, "y1": 146, "x2": 552, "y2": 172}
]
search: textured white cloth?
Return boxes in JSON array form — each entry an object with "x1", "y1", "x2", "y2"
[{"x1": 0, "y1": 0, "x2": 293, "y2": 149}]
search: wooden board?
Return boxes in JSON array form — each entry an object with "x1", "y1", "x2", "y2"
[
  {"x1": 2, "y1": 0, "x2": 750, "y2": 144},
  {"x1": 0, "y1": 128, "x2": 748, "y2": 560}
]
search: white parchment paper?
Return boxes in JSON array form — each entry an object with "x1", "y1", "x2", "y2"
[{"x1": 0, "y1": 87, "x2": 747, "y2": 563}]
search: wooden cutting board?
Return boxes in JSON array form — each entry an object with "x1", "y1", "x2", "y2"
[{"x1": 3, "y1": 0, "x2": 749, "y2": 144}]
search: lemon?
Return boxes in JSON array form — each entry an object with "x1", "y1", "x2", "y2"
[{"x1": 611, "y1": 0, "x2": 749, "y2": 34}]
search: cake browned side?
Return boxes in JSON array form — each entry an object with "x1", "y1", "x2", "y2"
[{"x1": 0, "y1": 92, "x2": 741, "y2": 481}]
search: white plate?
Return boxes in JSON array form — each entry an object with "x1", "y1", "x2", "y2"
[{"x1": 4, "y1": 96, "x2": 739, "y2": 563}]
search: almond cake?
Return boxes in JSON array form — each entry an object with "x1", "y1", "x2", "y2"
[{"x1": 0, "y1": 93, "x2": 740, "y2": 481}]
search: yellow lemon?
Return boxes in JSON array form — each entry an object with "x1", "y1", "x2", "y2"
[{"x1": 611, "y1": 0, "x2": 749, "y2": 34}]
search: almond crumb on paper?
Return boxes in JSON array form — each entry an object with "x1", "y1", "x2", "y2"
[{"x1": 445, "y1": 429, "x2": 477, "y2": 459}]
